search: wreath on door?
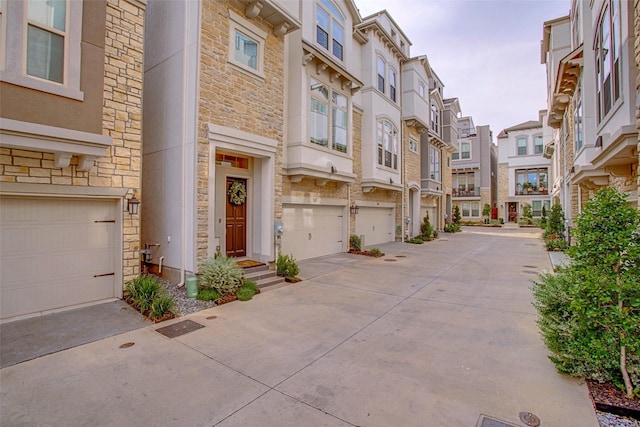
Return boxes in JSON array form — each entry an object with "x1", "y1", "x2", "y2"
[{"x1": 227, "y1": 181, "x2": 247, "y2": 205}]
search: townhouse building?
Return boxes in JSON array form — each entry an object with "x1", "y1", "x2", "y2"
[
  {"x1": 542, "y1": 0, "x2": 639, "y2": 224},
  {"x1": 0, "y1": 0, "x2": 146, "y2": 320},
  {"x1": 451, "y1": 116, "x2": 497, "y2": 221},
  {"x1": 497, "y1": 111, "x2": 553, "y2": 223},
  {"x1": 142, "y1": 0, "x2": 299, "y2": 283}
]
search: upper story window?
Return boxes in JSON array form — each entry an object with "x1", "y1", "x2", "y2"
[
  {"x1": 418, "y1": 81, "x2": 425, "y2": 98},
  {"x1": 430, "y1": 103, "x2": 439, "y2": 134},
  {"x1": 595, "y1": 0, "x2": 620, "y2": 122},
  {"x1": 316, "y1": 0, "x2": 344, "y2": 61},
  {"x1": 229, "y1": 11, "x2": 267, "y2": 78},
  {"x1": 376, "y1": 56, "x2": 385, "y2": 93},
  {"x1": 534, "y1": 136, "x2": 543, "y2": 155},
  {"x1": 429, "y1": 146, "x2": 440, "y2": 181},
  {"x1": 389, "y1": 68, "x2": 397, "y2": 102},
  {"x1": 516, "y1": 168, "x2": 548, "y2": 195},
  {"x1": 517, "y1": 137, "x2": 527, "y2": 155},
  {"x1": 310, "y1": 77, "x2": 348, "y2": 154},
  {"x1": 377, "y1": 119, "x2": 398, "y2": 170},
  {"x1": 409, "y1": 137, "x2": 418, "y2": 154},
  {"x1": 1, "y1": 0, "x2": 83, "y2": 99},
  {"x1": 460, "y1": 141, "x2": 470, "y2": 159},
  {"x1": 234, "y1": 32, "x2": 258, "y2": 70},
  {"x1": 574, "y1": 82, "x2": 583, "y2": 152}
]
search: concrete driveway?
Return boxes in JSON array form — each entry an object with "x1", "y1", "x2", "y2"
[{"x1": 0, "y1": 227, "x2": 598, "y2": 427}]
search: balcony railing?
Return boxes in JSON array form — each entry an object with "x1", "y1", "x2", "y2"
[
  {"x1": 452, "y1": 188, "x2": 480, "y2": 198},
  {"x1": 515, "y1": 188, "x2": 548, "y2": 196}
]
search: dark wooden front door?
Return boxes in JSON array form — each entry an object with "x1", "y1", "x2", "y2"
[
  {"x1": 508, "y1": 202, "x2": 518, "y2": 223},
  {"x1": 226, "y1": 177, "x2": 247, "y2": 257}
]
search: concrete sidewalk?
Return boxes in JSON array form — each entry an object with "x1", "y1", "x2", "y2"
[{"x1": 1, "y1": 227, "x2": 597, "y2": 427}]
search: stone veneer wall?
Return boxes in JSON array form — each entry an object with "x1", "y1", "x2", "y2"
[
  {"x1": 0, "y1": 0, "x2": 145, "y2": 282},
  {"x1": 497, "y1": 163, "x2": 510, "y2": 221},
  {"x1": 196, "y1": 0, "x2": 285, "y2": 265},
  {"x1": 403, "y1": 123, "x2": 422, "y2": 234}
]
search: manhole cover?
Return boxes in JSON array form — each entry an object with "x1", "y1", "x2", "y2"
[
  {"x1": 395, "y1": 255, "x2": 407, "y2": 258},
  {"x1": 522, "y1": 265, "x2": 538, "y2": 268},
  {"x1": 476, "y1": 415, "x2": 518, "y2": 427},
  {"x1": 384, "y1": 259, "x2": 397, "y2": 262},
  {"x1": 519, "y1": 412, "x2": 541, "y2": 426},
  {"x1": 206, "y1": 315, "x2": 218, "y2": 320},
  {"x1": 155, "y1": 319, "x2": 204, "y2": 338},
  {"x1": 119, "y1": 342, "x2": 135, "y2": 349}
]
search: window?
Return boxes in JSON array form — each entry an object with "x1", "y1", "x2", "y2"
[
  {"x1": 234, "y1": 32, "x2": 258, "y2": 70},
  {"x1": 229, "y1": 11, "x2": 267, "y2": 77},
  {"x1": 517, "y1": 137, "x2": 527, "y2": 155},
  {"x1": 310, "y1": 78, "x2": 349, "y2": 154},
  {"x1": 452, "y1": 150, "x2": 459, "y2": 161},
  {"x1": 461, "y1": 202, "x2": 479, "y2": 217},
  {"x1": 515, "y1": 168, "x2": 548, "y2": 195},
  {"x1": 389, "y1": 68, "x2": 396, "y2": 102},
  {"x1": 574, "y1": 82, "x2": 583, "y2": 152},
  {"x1": 316, "y1": 0, "x2": 344, "y2": 61},
  {"x1": 430, "y1": 103, "x2": 439, "y2": 134},
  {"x1": 534, "y1": 136, "x2": 543, "y2": 155},
  {"x1": 471, "y1": 202, "x2": 480, "y2": 217},
  {"x1": 409, "y1": 137, "x2": 418, "y2": 153},
  {"x1": 532, "y1": 200, "x2": 551, "y2": 218},
  {"x1": 460, "y1": 141, "x2": 471, "y2": 160},
  {"x1": 377, "y1": 56, "x2": 385, "y2": 93},
  {"x1": 1, "y1": 0, "x2": 83, "y2": 99},
  {"x1": 595, "y1": 0, "x2": 620, "y2": 122},
  {"x1": 377, "y1": 119, "x2": 398, "y2": 170},
  {"x1": 429, "y1": 146, "x2": 440, "y2": 181},
  {"x1": 455, "y1": 172, "x2": 475, "y2": 194},
  {"x1": 418, "y1": 81, "x2": 425, "y2": 98},
  {"x1": 309, "y1": 79, "x2": 349, "y2": 153},
  {"x1": 462, "y1": 202, "x2": 470, "y2": 217}
]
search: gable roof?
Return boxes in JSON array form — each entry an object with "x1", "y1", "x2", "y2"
[{"x1": 501, "y1": 120, "x2": 541, "y2": 134}]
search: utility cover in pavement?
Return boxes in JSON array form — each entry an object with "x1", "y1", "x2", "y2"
[
  {"x1": 155, "y1": 320, "x2": 204, "y2": 338},
  {"x1": 476, "y1": 415, "x2": 518, "y2": 427}
]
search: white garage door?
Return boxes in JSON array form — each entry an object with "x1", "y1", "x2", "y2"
[
  {"x1": 281, "y1": 204, "x2": 344, "y2": 260},
  {"x1": 1, "y1": 197, "x2": 118, "y2": 320},
  {"x1": 355, "y1": 206, "x2": 394, "y2": 246}
]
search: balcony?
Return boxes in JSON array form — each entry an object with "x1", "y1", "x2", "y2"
[
  {"x1": 515, "y1": 188, "x2": 549, "y2": 196},
  {"x1": 452, "y1": 188, "x2": 480, "y2": 198}
]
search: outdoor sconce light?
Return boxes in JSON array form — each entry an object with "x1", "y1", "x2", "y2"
[
  {"x1": 127, "y1": 194, "x2": 140, "y2": 215},
  {"x1": 350, "y1": 205, "x2": 359, "y2": 215}
]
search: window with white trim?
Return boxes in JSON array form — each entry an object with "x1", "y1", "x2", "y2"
[
  {"x1": 377, "y1": 119, "x2": 398, "y2": 170},
  {"x1": 461, "y1": 202, "x2": 480, "y2": 217},
  {"x1": 532, "y1": 200, "x2": 550, "y2": 218},
  {"x1": 228, "y1": 11, "x2": 266, "y2": 78},
  {"x1": 409, "y1": 137, "x2": 418, "y2": 153},
  {"x1": 389, "y1": 68, "x2": 397, "y2": 102},
  {"x1": 429, "y1": 145, "x2": 440, "y2": 181},
  {"x1": 376, "y1": 56, "x2": 385, "y2": 93},
  {"x1": 430, "y1": 102, "x2": 439, "y2": 134},
  {"x1": 310, "y1": 78, "x2": 348, "y2": 153},
  {"x1": 534, "y1": 136, "x2": 543, "y2": 155},
  {"x1": 595, "y1": 0, "x2": 620, "y2": 122},
  {"x1": 316, "y1": 0, "x2": 344, "y2": 61},
  {"x1": 418, "y1": 81, "x2": 425, "y2": 98},
  {"x1": 1, "y1": 0, "x2": 83, "y2": 99},
  {"x1": 574, "y1": 82, "x2": 583, "y2": 152},
  {"x1": 460, "y1": 141, "x2": 470, "y2": 160},
  {"x1": 517, "y1": 137, "x2": 527, "y2": 155}
]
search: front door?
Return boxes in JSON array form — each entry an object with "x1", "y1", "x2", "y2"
[
  {"x1": 225, "y1": 177, "x2": 247, "y2": 257},
  {"x1": 508, "y1": 202, "x2": 518, "y2": 223}
]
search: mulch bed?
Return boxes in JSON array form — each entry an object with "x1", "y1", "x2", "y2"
[
  {"x1": 587, "y1": 380, "x2": 640, "y2": 420},
  {"x1": 348, "y1": 249, "x2": 385, "y2": 257}
]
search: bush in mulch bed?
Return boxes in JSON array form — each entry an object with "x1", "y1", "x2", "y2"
[
  {"x1": 124, "y1": 275, "x2": 177, "y2": 322},
  {"x1": 588, "y1": 380, "x2": 640, "y2": 421},
  {"x1": 348, "y1": 249, "x2": 385, "y2": 257}
]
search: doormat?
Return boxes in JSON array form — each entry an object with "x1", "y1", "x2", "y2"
[
  {"x1": 476, "y1": 415, "x2": 518, "y2": 427},
  {"x1": 155, "y1": 320, "x2": 204, "y2": 338},
  {"x1": 236, "y1": 259, "x2": 266, "y2": 269}
]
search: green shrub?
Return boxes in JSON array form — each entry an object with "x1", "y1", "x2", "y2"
[
  {"x1": 544, "y1": 203, "x2": 566, "y2": 239},
  {"x1": 533, "y1": 188, "x2": 640, "y2": 397},
  {"x1": 277, "y1": 253, "x2": 300, "y2": 278},
  {"x1": 349, "y1": 234, "x2": 362, "y2": 251},
  {"x1": 199, "y1": 255, "x2": 244, "y2": 295},
  {"x1": 236, "y1": 287, "x2": 255, "y2": 301},
  {"x1": 452, "y1": 205, "x2": 461, "y2": 225},
  {"x1": 368, "y1": 248, "x2": 382, "y2": 256},
  {"x1": 242, "y1": 279, "x2": 259, "y2": 292},
  {"x1": 125, "y1": 275, "x2": 163, "y2": 313},
  {"x1": 407, "y1": 236, "x2": 424, "y2": 244},
  {"x1": 545, "y1": 237, "x2": 568, "y2": 251},
  {"x1": 420, "y1": 214, "x2": 435, "y2": 240},
  {"x1": 149, "y1": 295, "x2": 175, "y2": 320},
  {"x1": 196, "y1": 289, "x2": 221, "y2": 301},
  {"x1": 444, "y1": 223, "x2": 461, "y2": 233}
]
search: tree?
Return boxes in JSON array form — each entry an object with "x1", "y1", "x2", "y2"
[{"x1": 533, "y1": 188, "x2": 640, "y2": 397}]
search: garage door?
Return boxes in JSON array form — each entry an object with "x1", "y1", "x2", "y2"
[
  {"x1": 1, "y1": 197, "x2": 118, "y2": 320},
  {"x1": 281, "y1": 204, "x2": 344, "y2": 260},
  {"x1": 355, "y1": 206, "x2": 394, "y2": 246}
]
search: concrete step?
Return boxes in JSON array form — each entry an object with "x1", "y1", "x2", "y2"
[{"x1": 241, "y1": 264, "x2": 286, "y2": 291}]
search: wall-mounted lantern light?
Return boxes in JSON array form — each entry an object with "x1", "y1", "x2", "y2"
[
  {"x1": 127, "y1": 195, "x2": 140, "y2": 215},
  {"x1": 350, "y1": 204, "x2": 359, "y2": 215}
]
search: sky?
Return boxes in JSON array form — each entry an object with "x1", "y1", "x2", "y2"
[{"x1": 355, "y1": 0, "x2": 571, "y2": 141}]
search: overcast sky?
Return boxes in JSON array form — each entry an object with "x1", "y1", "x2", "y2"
[{"x1": 356, "y1": 0, "x2": 571, "y2": 141}]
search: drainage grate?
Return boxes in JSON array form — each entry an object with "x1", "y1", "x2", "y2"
[
  {"x1": 395, "y1": 255, "x2": 407, "y2": 258},
  {"x1": 522, "y1": 265, "x2": 538, "y2": 268},
  {"x1": 155, "y1": 320, "x2": 204, "y2": 338},
  {"x1": 522, "y1": 270, "x2": 539, "y2": 275},
  {"x1": 384, "y1": 259, "x2": 397, "y2": 262},
  {"x1": 476, "y1": 415, "x2": 518, "y2": 427}
]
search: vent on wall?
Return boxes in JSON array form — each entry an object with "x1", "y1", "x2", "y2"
[{"x1": 594, "y1": 135, "x2": 603, "y2": 148}]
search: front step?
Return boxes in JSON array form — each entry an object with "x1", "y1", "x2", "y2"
[{"x1": 240, "y1": 263, "x2": 285, "y2": 290}]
